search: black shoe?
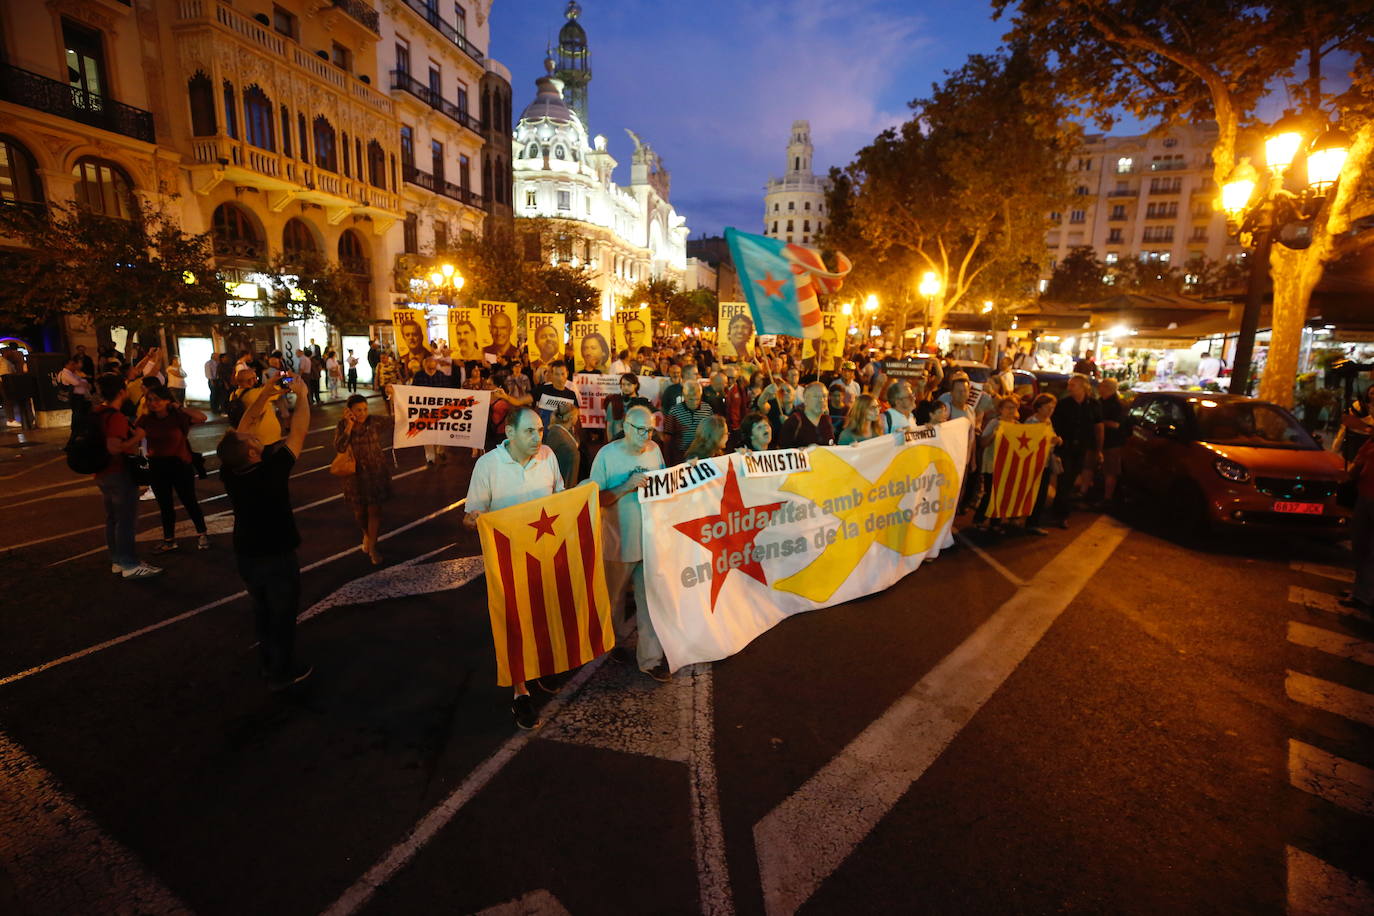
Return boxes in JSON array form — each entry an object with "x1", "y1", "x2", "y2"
[
  {"x1": 1338, "y1": 596, "x2": 1372, "y2": 611},
  {"x1": 534, "y1": 674, "x2": 562, "y2": 694},
  {"x1": 269, "y1": 664, "x2": 313, "y2": 691},
  {"x1": 608, "y1": 646, "x2": 633, "y2": 665},
  {"x1": 1339, "y1": 589, "x2": 1354, "y2": 600},
  {"x1": 644, "y1": 663, "x2": 672, "y2": 683},
  {"x1": 512, "y1": 694, "x2": 540, "y2": 729}
]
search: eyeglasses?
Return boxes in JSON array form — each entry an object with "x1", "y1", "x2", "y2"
[{"x1": 627, "y1": 422, "x2": 652, "y2": 434}]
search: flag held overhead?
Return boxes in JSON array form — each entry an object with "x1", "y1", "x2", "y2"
[{"x1": 725, "y1": 227, "x2": 851, "y2": 339}]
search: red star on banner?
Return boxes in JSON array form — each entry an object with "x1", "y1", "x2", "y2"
[
  {"x1": 528, "y1": 507, "x2": 559, "y2": 540},
  {"x1": 673, "y1": 463, "x2": 784, "y2": 612},
  {"x1": 757, "y1": 271, "x2": 787, "y2": 300},
  {"x1": 1016, "y1": 431, "x2": 1031, "y2": 450}
]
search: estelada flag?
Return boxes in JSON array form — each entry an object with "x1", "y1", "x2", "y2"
[
  {"x1": 724, "y1": 227, "x2": 851, "y2": 339},
  {"x1": 988, "y1": 421, "x2": 1056, "y2": 520},
  {"x1": 476, "y1": 482, "x2": 613, "y2": 686}
]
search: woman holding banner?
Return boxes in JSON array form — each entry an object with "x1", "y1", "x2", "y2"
[
  {"x1": 334, "y1": 394, "x2": 393, "y2": 565},
  {"x1": 838, "y1": 394, "x2": 883, "y2": 445}
]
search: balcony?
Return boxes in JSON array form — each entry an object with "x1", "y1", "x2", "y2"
[
  {"x1": 0, "y1": 62, "x2": 154, "y2": 144},
  {"x1": 1107, "y1": 188, "x2": 1136, "y2": 197},
  {"x1": 403, "y1": 164, "x2": 488, "y2": 210},
  {"x1": 331, "y1": 0, "x2": 379, "y2": 34},
  {"x1": 391, "y1": 71, "x2": 483, "y2": 136},
  {"x1": 396, "y1": 0, "x2": 484, "y2": 65}
]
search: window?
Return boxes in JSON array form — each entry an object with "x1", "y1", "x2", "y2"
[
  {"x1": 1142, "y1": 226, "x2": 1174, "y2": 243},
  {"x1": 1107, "y1": 228, "x2": 1123, "y2": 243},
  {"x1": 313, "y1": 116, "x2": 337, "y2": 171},
  {"x1": 399, "y1": 126, "x2": 414, "y2": 171},
  {"x1": 1078, "y1": 157, "x2": 1093, "y2": 170},
  {"x1": 355, "y1": 137, "x2": 363, "y2": 178},
  {"x1": 525, "y1": 189, "x2": 536, "y2": 208},
  {"x1": 63, "y1": 19, "x2": 106, "y2": 104},
  {"x1": 523, "y1": 232, "x2": 540, "y2": 261},
  {"x1": 428, "y1": 65, "x2": 441, "y2": 99},
  {"x1": 1146, "y1": 201, "x2": 1178, "y2": 219},
  {"x1": 223, "y1": 81, "x2": 238, "y2": 139},
  {"x1": 455, "y1": 80, "x2": 468, "y2": 115},
  {"x1": 817, "y1": 221, "x2": 823, "y2": 233},
  {"x1": 1069, "y1": 210, "x2": 1085, "y2": 223},
  {"x1": 1163, "y1": 137, "x2": 1178, "y2": 148},
  {"x1": 403, "y1": 212, "x2": 418, "y2": 253},
  {"x1": 773, "y1": 203, "x2": 778, "y2": 212},
  {"x1": 804, "y1": 201, "x2": 811, "y2": 210},
  {"x1": 554, "y1": 145, "x2": 565, "y2": 160},
  {"x1": 1075, "y1": 185, "x2": 1089, "y2": 195},
  {"x1": 298, "y1": 112, "x2": 308, "y2": 160},
  {"x1": 557, "y1": 189, "x2": 571, "y2": 210},
  {"x1": 243, "y1": 86, "x2": 274, "y2": 151},
  {"x1": 1104, "y1": 252, "x2": 1118, "y2": 264},
  {"x1": 368, "y1": 140, "x2": 386, "y2": 188},
  {"x1": 803, "y1": 220, "x2": 810, "y2": 231},
  {"x1": 482, "y1": 156, "x2": 492, "y2": 200},
  {"x1": 802, "y1": 235, "x2": 809, "y2": 243},
  {"x1": 459, "y1": 154, "x2": 470, "y2": 192},
  {"x1": 395, "y1": 40, "x2": 410, "y2": 75},
  {"x1": 211, "y1": 203, "x2": 262, "y2": 259},
  {"x1": 787, "y1": 236, "x2": 793, "y2": 243},
  {"x1": 0, "y1": 136, "x2": 45, "y2": 207},
  {"x1": 282, "y1": 218, "x2": 316, "y2": 258},
  {"x1": 332, "y1": 42, "x2": 352, "y2": 72},
  {"x1": 187, "y1": 73, "x2": 216, "y2": 137},
  {"x1": 454, "y1": 3, "x2": 466, "y2": 34},
  {"x1": 341, "y1": 131, "x2": 350, "y2": 177},
  {"x1": 481, "y1": 88, "x2": 491, "y2": 127},
  {"x1": 786, "y1": 219, "x2": 794, "y2": 231},
  {"x1": 787, "y1": 201, "x2": 794, "y2": 211},
  {"x1": 1149, "y1": 177, "x2": 1183, "y2": 194},
  {"x1": 431, "y1": 140, "x2": 443, "y2": 183},
  {"x1": 771, "y1": 221, "x2": 777, "y2": 233},
  {"x1": 279, "y1": 106, "x2": 291, "y2": 157},
  {"x1": 1116, "y1": 157, "x2": 1133, "y2": 173},
  {"x1": 525, "y1": 143, "x2": 539, "y2": 159},
  {"x1": 1191, "y1": 228, "x2": 1208, "y2": 242},
  {"x1": 1049, "y1": 211, "x2": 1061, "y2": 222},
  {"x1": 272, "y1": 5, "x2": 298, "y2": 40},
  {"x1": 1110, "y1": 205, "x2": 1126, "y2": 220},
  {"x1": 434, "y1": 220, "x2": 447, "y2": 250},
  {"x1": 338, "y1": 229, "x2": 367, "y2": 275}
]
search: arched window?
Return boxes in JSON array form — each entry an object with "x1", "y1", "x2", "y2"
[
  {"x1": 340, "y1": 130, "x2": 350, "y2": 177},
  {"x1": 282, "y1": 218, "x2": 317, "y2": 259},
  {"x1": 211, "y1": 202, "x2": 263, "y2": 260},
  {"x1": 367, "y1": 140, "x2": 386, "y2": 188},
  {"x1": 482, "y1": 156, "x2": 492, "y2": 200},
  {"x1": 337, "y1": 228, "x2": 368, "y2": 274},
  {"x1": 554, "y1": 145, "x2": 565, "y2": 160},
  {"x1": 0, "y1": 136, "x2": 45, "y2": 207},
  {"x1": 525, "y1": 143, "x2": 538, "y2": 159},
  {"x1": 279, "y1": 105, "x2": 291, "y2": 157},
  {"x1": 187, "y1": 73, "x2": 216, "y2": 137},
  {"x1": 222, "y1": 81, "x2": 238, "y2": 139},
  {"x1": 243, "y1": 86, "x2": 274, "y2": 151},
  {"x1": 72, "y1": 157, "x2": 133, "y2": 218},
  {"x1": 313, "y1": 116, "x2": 337, "y2": 171},
  {"x1": 298, "y1": 112, "x2": 309, "y2": 160},
  {"x1": 481, "y1": 88, "x2": 491, "y2": 127}
]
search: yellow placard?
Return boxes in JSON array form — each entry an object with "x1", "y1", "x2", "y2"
[
  {"x1": 447, "y1": 307, "x2": 489, "y2": 362},
  {"x1": 392, "y1": 306, "x2": 431, "y2": 368},
  {"x1": 802, "y1": 310, "x2": 848, "y2": 373},
  {"x1": 718, "y1": 302, "x2": 755, "y2": 361},
  {"x1": 526, "y1": 313, "x2": 566, "y2": 364},
  {"x1": 477, "y1": 300, "x2": 519, "y2": 359},
  {"x1": 571, "y1": 320, "x2": 614, "y2": 374},
  {"x1": 612, "y1": 306, "x2": 653, "y2": 358}
]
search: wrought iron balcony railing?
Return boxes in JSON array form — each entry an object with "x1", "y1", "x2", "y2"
[
  {"x1": 0, "y1": 63, "x2": 154, "y2": 144},
  {"x1": 397, "y1": 0, "x2": 484, "y2": 64},
  {"x1": 391, "y1": 71, "x2": 483, "y2": 135},
  {"x1": 332, "y1": 0, "x2": 380, "y2": 34},
  {"x1": 403, "y1": 164, "x2": 488, "y2": 210}
]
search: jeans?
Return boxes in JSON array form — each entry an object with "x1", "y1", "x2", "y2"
[
  {"x1": 346, "y1": 368, "x2": 358, "y2": 393},
  {"x1": 236, "y1": 551, "x2": 302, "y2": 680},
  {"x1": 607, "y1": 560, "x2": 663, "y2": 670},
  {"x1": 149, "y1": 456, "x2": 206, "y2": 540},
  {"x1": 97, "y1": 470, "x2": 139, "y2": 569}
]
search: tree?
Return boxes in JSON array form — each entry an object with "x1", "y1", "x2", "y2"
[
  {"x1": 1043, "y1": 246, "x2": 1109, "y2": 303},
  {"x1": 0, "y1": 199, "x2": 220, "y2": 332},
  {"x1": 995, "y1": 0, "x2": 1374, "y2": 405},
  {"x1": 840, "y1": 49, "x2": 1078, "y2": 343},
  {"x1": 626, "y1": 278, "x2": 717, "y2": 330},
  {"x1": 266, "y1": 251, "x2": 370, "y2": 329}
]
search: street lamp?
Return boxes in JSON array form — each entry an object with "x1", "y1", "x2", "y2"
[
  {"x1": 424, "y1": 263, "x2": 466, "y2": 305},
  {"x1": 918, "y1": 271, "x2": 941, "y2": 351},
  {"x1": 861, "y1": 294, "x2": 879, "y2": 349},
  {"x1": 1221, "y1": 112, "x2": 1350, "y2": 396}
]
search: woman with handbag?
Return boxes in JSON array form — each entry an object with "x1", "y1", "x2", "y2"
[
  {"x1": 334, "y1": 394, "x2": 392, "y2": 564},
  {"x1": 138, "y1": 384, "x2": 210, "y2": 553}
]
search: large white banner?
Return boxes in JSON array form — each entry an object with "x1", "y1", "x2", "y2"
[
  {"x1": 571, "y1": 374, "x2": 664, "y2": 429},
  {"x1": 640, "y1": 420, "x2": 971, "y2": 671},
  {"x1": 391, "y1": 384, "x2": 492, "y2": 450}
]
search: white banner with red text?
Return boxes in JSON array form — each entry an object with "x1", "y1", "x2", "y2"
[
  {"x1": 639, "y1": 420, "x2": 970, "y2": 671},
  {"x1": 390, "y1": 384, "x2": 493, "y2": 450}
]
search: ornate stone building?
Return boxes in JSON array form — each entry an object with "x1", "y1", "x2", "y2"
[{"x1": 763, "y1": 120, "x2": 829, "y2": 245}]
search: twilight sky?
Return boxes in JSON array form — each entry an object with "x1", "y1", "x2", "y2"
[{"x1": 490, "y1": 0, "x2": 1010, "y2": 239}]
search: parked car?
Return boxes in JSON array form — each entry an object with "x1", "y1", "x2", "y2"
[{"x1": 1119, "y1": 391, "x2": 1349, "y2": 536}]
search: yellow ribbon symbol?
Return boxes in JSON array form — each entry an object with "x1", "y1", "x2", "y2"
[{"x1": 773, "y1": 446, "x2": 960, "y2": 603}]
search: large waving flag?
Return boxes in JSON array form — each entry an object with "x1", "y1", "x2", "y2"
[
  {"x1": 476, "y1": 482, "x2": 613, "y2": 686},
  {"x1": 725, "y1": 227, "x2": 851, "y2": 339},
  {"x1": 988, "y1": 422, "x2": 1056, "y2": 520}
]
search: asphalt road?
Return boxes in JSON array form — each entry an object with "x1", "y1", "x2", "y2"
[{"x1": 1, "y1": 400, "x2": 1371, "y2": 915}]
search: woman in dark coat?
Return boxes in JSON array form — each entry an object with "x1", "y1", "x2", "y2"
[{"x1": 335, "y1": 394, "x2": 392, "y2": 564}]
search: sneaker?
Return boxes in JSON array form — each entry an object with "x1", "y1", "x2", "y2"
[
  {"x1": 197, "y1": 534, "x2": 211, "y2": 550},
  {"x1": 121, "y1": 563, "x2": 164, "y2": 579},
  {"x1": 111, "y1": 563, "x2": 122, "y2": 575},
  {"x1": 534, "y1": 674, "x2": 562, "y2": 694},
  {"x1": 5, "y1": 419, "x2": 20, "y2": 428},
  {"x1": 1026, "y1": 526, "x2": 1050, "y2": 536},
  {"x1": 644, "y1": 663, "x2": 672, "y2": 683},
  {"x1": 269, "y1": 664, "x2": 314, "y2": 691},
  {"x1": 511, "y1": 694, "x2": 541, "y2": 729},
  {"x1": 153, "y1": 540, "x2": 179, "y2": 554},
  {"x1": 608, "y1": 646, "x2": 633, "y2": 665}
]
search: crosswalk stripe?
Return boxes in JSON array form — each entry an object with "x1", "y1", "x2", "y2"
[
  {"x1": 1288, "y1": 586, "x2": 1373, "y2": 621},
  {"x1": 1288, "y1": 739, "x2": 1374, "y2": 817},
  {"x1": 1287, "y1": 622, "x2": 1374, "y2": 666},
  {"x1": 1287, "y1": 846, "x2": 1374, "y2": 916},
  {"x1": 1286, "y1": 671, "x2": 1374, "y2": 727},
  {"x1": 1290, "y1": 561, "x2": 1355, "y2": 584}
]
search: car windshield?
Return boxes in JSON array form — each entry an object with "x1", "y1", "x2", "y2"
[{"x1": 1193, "y1": 401, "x2": 1318, "y2": 450}]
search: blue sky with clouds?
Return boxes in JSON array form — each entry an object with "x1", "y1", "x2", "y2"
[{"x1": 490, "y1": 0, "x2": 1009, "y2": 238}]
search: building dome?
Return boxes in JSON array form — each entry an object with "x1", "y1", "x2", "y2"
[{"x1": 519, "y1": 75, "x2": 575, "y2": 125}]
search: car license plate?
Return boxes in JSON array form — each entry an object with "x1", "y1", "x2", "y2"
[{"x1": 1273, "y1": 501, "x2": 1323, "y2": 515}]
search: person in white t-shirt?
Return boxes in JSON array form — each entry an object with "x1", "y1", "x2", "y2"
[
  {"x1": 882, "y1": 380, "x2": 918, "y2": 433},
  {"x1": 345, "y1": 349, "x2": 360, "y2": 393}
]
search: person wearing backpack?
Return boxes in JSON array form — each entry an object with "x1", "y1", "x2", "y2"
[{"x1": 91, "y1": 374, "x2": 163, "y2": 579}]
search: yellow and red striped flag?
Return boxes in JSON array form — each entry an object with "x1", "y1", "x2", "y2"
[
  {"x1": 476, "y1": 482, "x2": 614, "y2": 686},
  {"x1": 988, "y1": 422, "x2": 1056, "y2": 520}
]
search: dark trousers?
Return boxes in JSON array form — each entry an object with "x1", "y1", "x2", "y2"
[
  {"x1": 1028, "y1": 467, "x2": 1054, "y2": 527},
  {"x1": 346, "y1": 368, "x2": 358, "y2": 393},
  {"x1": 974, "y1": 471, "x2": 994, "y2": 523},
  {"x1": 68, "y1": 395, "x2": 91, "y2": 439},
  {"x1": 236, "y1": 551, "x2": 301, "y2": 679},
  {"x1": 149, "y1": 456, "x2": 206, "y2": 540},
  {"x1": 308, "y1": 373, "x2": 322, "y2": 405},
  {"x1": 1052, "y1": 449, "x2": 1086, "y2": 520},
  {"x1": 97, "y1": 470, "x2": 139, "y2": 568}
]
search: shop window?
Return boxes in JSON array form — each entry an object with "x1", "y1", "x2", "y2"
[
  {"x1": 0, "y1": 136, "x2": 45, "y2": 207},
  {"x1": 243, "y1": 86, "x2": 274, "y2": 152},
  {"x1": 187, "y1": 73, "x2": 216, "y2": 137},
  {"x1": 72, "y1": 157, "x2": 133, "y2": 219}
]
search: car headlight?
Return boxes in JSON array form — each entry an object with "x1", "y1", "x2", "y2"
[{"x1": 1214, "y1": 457, "x2": 1251, "y2": 483}]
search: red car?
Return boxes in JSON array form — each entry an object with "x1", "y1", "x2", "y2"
[{"x1": 1120, "y1": 392, "x2": 1349, "y2": 535}]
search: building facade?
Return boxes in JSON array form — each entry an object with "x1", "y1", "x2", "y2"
[
  {"x1": 763, "y1": 119, "x2": 829, "y2": 245},
  {"x1": 1046, "y1": 123, "x2": 1240, "y2": 276}
]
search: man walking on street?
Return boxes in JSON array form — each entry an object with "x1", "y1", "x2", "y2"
[
  {"x1": 1050, "y1": 374, "x2": 1100, "y2": 527},
  {"x1": 93, "y1": 375, "x2": 163, "y2": 579},
  {"x1": 217, "y1": 377, "x2": 313, "y2": 690}
]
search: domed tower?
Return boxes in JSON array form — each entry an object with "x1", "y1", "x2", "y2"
[
  {"x1": 763, "y1": 120, "x2": 830, "y2": 244},
  {"x1": 554, "y1": 1, "x2": 592, "y2": 129}
]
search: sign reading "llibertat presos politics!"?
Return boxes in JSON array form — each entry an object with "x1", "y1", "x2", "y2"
[
  {"x1": 390, "y1": 384, "x2": 493, "y2": 450},
  {"x1": 639, "y1": 420, "x2": 970, "y2": 671}
]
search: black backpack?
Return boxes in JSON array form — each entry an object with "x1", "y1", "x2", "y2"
[{"x1": 65, "y1": 408, "x2": 111, "y2": 475}]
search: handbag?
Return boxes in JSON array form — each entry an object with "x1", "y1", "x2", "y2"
[{"x1": 330, "y1": 447, "x2": 356, "y2": 477}]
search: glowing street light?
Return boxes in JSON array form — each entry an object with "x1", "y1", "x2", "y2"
[{"x1": 918, "y1": 272, "x2": 942, "y2": 349}]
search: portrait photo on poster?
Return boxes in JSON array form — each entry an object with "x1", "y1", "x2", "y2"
[
  {"x1": 572, "y1": 320, "x2": 613, "y2": 374},
  {"x1": 527, "y1": 313, "x2": 566, "y2": 365},
  {"x1": 718, "y1": 302, "x2": 755, "y2": 361},
  {"x1": 448, "y1": 307, "x2": 490, "y2": 362},
  {"x1": 479, "y1": 301, "x2": 520, "y2": 359}
]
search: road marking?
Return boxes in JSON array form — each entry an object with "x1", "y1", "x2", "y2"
[
  {"x1": 1287, "y1": 622, "x2": 1374, "y2": 666},
  {"x1": 1287, "y1": 846, "x2": 1374, "y2": 916},
  {"x1": 953, "y1": 531, "x2": 1028, "y2": 587},
  {"x1": 299, "y1": 548, "x2": 482, "y2": 622},
  {"x1": 752, "y1": 515, "x2": 1132, "y2": 916},
  {"x1": 689, "y1": 664, "x2": 733, "y2": 916},
  {"x1": 1288, "y1": 739, "x2": 1374, "y2": 817},
  {"x1": 320, "y1": 654, "x2": 608, "y2": 916},
  {"x1": 0, "y1": 728, "x2": 191, "y2": 914},
  {"x1": 0, "y1": 497, "x2": 466, "y2": 688},
  {"x1": 1285, "y1": 671, "x2": 1374, "y2": 728},
  {"x1": 473, "y1": 890, "x2": 571, "y2": 916},
  {"x1": 1288, "y1": 586, "x2": 1373, "y2": 621},
  {"x1": 1290, "y1": 561, "x2": 1355, "y2": 584},
  {"x1": 0, "y1": 453, "x2": 66, "y2": 480},
  {"x1": 3, "y1": 484, "x2": 99, "y2": 509}
]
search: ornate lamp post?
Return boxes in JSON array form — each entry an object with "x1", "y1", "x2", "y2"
[
  {"x1": 918, "y1": 271, "x2": 942, "y2": 351},
  {"x1": 1220, "y1": 113, "x2": 1350, "y2": 396}
]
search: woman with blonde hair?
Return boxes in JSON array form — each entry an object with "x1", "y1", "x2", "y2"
[{"x1": 838, "y1": 393, "x2": 883, "y2": 445}]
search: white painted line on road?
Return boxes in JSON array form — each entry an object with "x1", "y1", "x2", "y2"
[
  {"x1": 320, "y1": 653, "x2": 608, "y2": 916},
  {"x1": 3, "y1": 484, "x2": 99, "y2": 510},
  {"x1": 1288, "y1": 586, "x2": 1373, "y2": 621},
  {"x1": 752, "y1": 515, "x2": 1132, "y2": 916},
  {"x1": 0, "y1": 728, "x2": 191, "y2": 914},
  {"x1": 1290, "y1": 561, "x2": 1355, "y2": 584},
  {"x1": 1287, "y1": 845, "x2": 1374, "y2": 916},
  {"x1": 298, "y1": 547, "x2": 481, "y2": 622},
  {"x1": 1288, "y1": 739, "x2": 1374, "y2": 817},
  {"x1": 1287, "y1": 622, "x2": 1374, "y2": 667},
  {"x1": 0, "y1": 496, "x2": 466, "y2": 689},
  {"x1": 0, "y1": 453, "x2": 65, "y2": 481},
  {"x1": 1285, "y1": 671, "x2": 1374, "y2": 728},
  {"x1": 689, "y1": 664, "x2": 734, "y2": 916},
  {"x1": 953, "y1": 531, "x2": 1028, "y2": 587},
  {"x1": 473, "y1": 890, "x2": 572, "y2": 916}
]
